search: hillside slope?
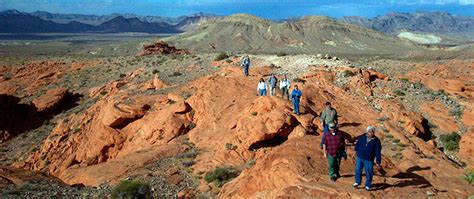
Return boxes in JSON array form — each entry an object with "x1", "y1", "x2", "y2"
[{"x1": 165, "y1": 14, "x2": 419, "y2": 54}]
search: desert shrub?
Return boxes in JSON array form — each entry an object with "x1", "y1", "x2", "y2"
[
  {"x1": 111, "y1": 180, "x2": 151, "y2": 199},
  {"x1": 393, "y1": 90, "x2": 405, "y2": 96},
  {"x1": 204, "y1": 167, "x2": 240, "y2": 187},
  {"x1": 152, "y1": 69, "x2": 159, "y2": 74},
  {"x1": 463, "y1": 170, "x2": 474, "y2": 185},
  {"x1": 340, "y1": 70, "x2": 355, "y2": 78},
  {"x1": 440, "y1": 132, "x2": 461, "y2": 151},
  {"x1": 169, "y1": 72, "x2": 182, "y2": 77},
  {"x1": 293, "y1": 77, "x2": 306, "y2": 83},
  {"x1": 251, "y1": 111, "x2": 258, "y2": 116},
  {"x1": 276, "y1": 52, "x2": 287, "y2": 57},
  {"x1": 400, "y1": 77, "x2": 409, "y2": 82},
  {"x1": 225, "y1": 143, "x2": 237, "y2": 150},
  {"x1": 225, "y1": 59, "x2": 233, "y2": 63},
  {"x1": 449, "y1": 108, "x2": 463, "y2": 117},
  {"x1": 214, "y1": 52, "x2": 229, "y2": 61}
]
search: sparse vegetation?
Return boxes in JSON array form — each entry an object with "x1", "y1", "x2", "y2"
[
  {"x1": 400, "y1": 77, "x2": 409, "y2": 82},
  {"x1": 204, "y1": 167, "x2": 241, "y2": 187},
  {"x1": 440, "y1": 132, "x2": 461, "y2": 151},
  {"x1": 277, "y1": 52, "x2": 287, "y2": 57},
  {"x1": 214, "y1": 52, "x2": 229, "y2": 61},
  {"x1": 225, "y1": 59, "x2": 233, "y2": 63},
  {"x1": 293, "y1": 77, "x2": 306, "y2": 83},
  {"x1": 169, "y1": 71, "x2": 183, "y2": 77},
  {"x1": 449, "y1": 108, "x2": 463, "y2": 117},
  {"x1": 111, "y1": 180, "x2": 151, "y2": 199},
  {"x1": 393, "y1": 89, "x2": 406, "y2": 96},
  {"x1": 340, "y1": 70, "x2": 355, "y2": 78},
  {"x1": 463, "y1": 170, "x2": 474, "y2": 185},
  {"x1": 225, "y1": 143, "x2": 237, "y2": 150}
]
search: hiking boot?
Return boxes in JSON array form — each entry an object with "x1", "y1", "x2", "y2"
[
  {"x1": 365, "y1": 186, "x2": 371, "y2": 191},
  {"x1": 330, "y1": 177, "x2": 337, "y2": 182},
  {"x1": 352, "y1": 183, "x2": 360, "y2": 188}
]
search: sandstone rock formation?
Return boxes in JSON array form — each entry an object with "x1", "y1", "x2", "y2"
[{"x1": 137, "y1": 40, "x2": 190, "y2": 56}]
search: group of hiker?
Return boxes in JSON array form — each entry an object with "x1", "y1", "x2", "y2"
[
  {"x1": 256, "y1": 74, "x2": 302, "y2": 115},
  {"x1": 243, "y1": 55, "x2": 383, "y2": 191},
  {"x1": 245, "y1": 56, "x2": 303, "y2": 115}
]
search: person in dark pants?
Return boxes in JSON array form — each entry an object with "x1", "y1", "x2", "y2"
[
  {"x1": 353, "y1": 126, "x2": 382, "y2": 191},
  {"x1": 290, "y1": 85, "x2": 302, "y2": 115},
  {"x1": 323, "y1": 123, "x2": 346, "y2": 182},
  {"x1": 241, "y1": 55, "x2": 250, "y2": 76},
  {"x1": 320, "y1": 102, "x2": 338, "y2": 148},
  {"x1": 268, "y1": 74, "x2": 278, "y2": 96}
]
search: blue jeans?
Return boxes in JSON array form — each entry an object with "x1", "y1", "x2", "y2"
[
  {"x1": 323, "y1": 124, "x2": 329, "y2": 134},
  {"x1": 259, "y1": 89, "x2": 267, "y2": 96},
  {"x1": 355, "y1": 157, "x2": 374, "y2": 188},
  {"x1": 292, "y1": 100, "x2": 300, "y2": 114},
  {"x1": 244, "y1": 64, "x2": 249, "y2": 76},
  {"x1": 320, "y1": 124, "x2": 329, "y2": 148}
]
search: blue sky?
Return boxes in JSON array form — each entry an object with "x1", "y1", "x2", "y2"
[{"x1": 0, "y1": 0, "x2": 473, "y2": 19}]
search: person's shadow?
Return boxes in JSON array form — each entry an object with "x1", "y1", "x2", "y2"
[{"x1": 371, "y1": 166, "x2": 432, "y2": 191}]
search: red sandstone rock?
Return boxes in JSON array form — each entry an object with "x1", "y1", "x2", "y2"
[
  {"x1": 32, "y1": 88, "x2": 69, "y2": 112},
  {"x1": 137, "y1": 40, "x2": 189, "y2": 56}
]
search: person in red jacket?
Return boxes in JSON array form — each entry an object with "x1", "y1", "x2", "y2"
[{"x1": 323, "y1": 123, "x2": 346, "y2": 182}]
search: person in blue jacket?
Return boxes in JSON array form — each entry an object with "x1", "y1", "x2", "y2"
[
  {"x1": 241, "y1": 55, "x2": 250, "y2": 76},
  {"x1": 290, "y1": 85, "x2": 302, "y2": 115},
  {"x1": 353, "y1": 126, "x2": 382, "y2": 191}
]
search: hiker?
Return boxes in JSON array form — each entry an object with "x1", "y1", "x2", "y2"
[
  {"x1": 353, "y1": 126, "x2": 382, "y2": 191},
  {"x1": 290, "y1": 85, "x2": 302, "y2": 115},
  {"x1": 320, "y1": 102, "x2": 338, "y2": 148},
  {"x1": 242, "y1": 55, "x2": 250, "y2": 76},
  {"x1": 322, "y1": 123, "x2": 346, "y2": 182},
  {"x1": 257, "y1": 78, "x2": 267, "y2": 96},
  {"x1": 268, "y1": 74, "x2": 278, "y2": 96},
  {"x1": 279, "y1": 74, "x2": 290, "y2": 100}
]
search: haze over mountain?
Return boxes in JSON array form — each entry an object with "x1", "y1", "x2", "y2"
[
  {"x1": 341, "y1": 11, "x2": 474, "y2": 39},
  {"x1": 165, "y1": 14, "x2": 418, "y2": 54}
]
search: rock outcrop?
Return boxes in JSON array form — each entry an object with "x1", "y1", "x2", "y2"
[{"x1": 137, "y1": 40, "x2": 190, "y2": 56}]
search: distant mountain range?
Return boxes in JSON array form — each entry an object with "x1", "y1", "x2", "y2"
[
  {"x1": 341, "y1": 11, "x2": 474, "y2": 39},
  {"x1": 165, "y1": 14, "x2": 419, "y2": 54},
  {"x1": 1, "y1": 9, "x2": 473, "y2": 41},
  {"x1": 0, "y1": 9, "x2": 216, "y2": 33}
]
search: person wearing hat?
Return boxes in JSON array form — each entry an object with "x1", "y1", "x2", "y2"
[
  {"x1": 353, "y1": 126, "x2": 382, "y2": 191},
  {"x1": 322, "y1": 123, "x2": 346, "y2": 182}
]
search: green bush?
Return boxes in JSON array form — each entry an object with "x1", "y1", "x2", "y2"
[
  {"x1": 276, "y1": 52, "x2": 287, "y2": 57},
  {"x1": 225, "y1": 143, "x2": 237, "y2": 150},
  {"x1": 293, "y1": 77, "x2": 306, "y2": 83},
  {"x1": 111, "y1": 180, "x2": 151, "y2": 199},
  {"x1": 463, "y1": 170, "x2": 474, "y2": 185},
  {"x1": 169, "y1": 71, "x2": 182, "y2": 77},
  {"x1": 449, "y1": 108, "x2": 463, "y2": 117},
  {"x1": 204, "y1": 167, "x2": 240, "y2": 187},
  {"x1": 341, "y1": 70, "x2": 355, "y2": 78},
  {"x1": 400, "y1": 77, "x2": 409, "y2": 82},
  {"x1": 393, "y1": 90, "x2": 405, "y2": 96},
  {"x1": 440, "y1": 132, "x2": 461, "y2": 151},
  {"x1": 214, "y1": 52, "x2": 229, "y2": 61}
]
